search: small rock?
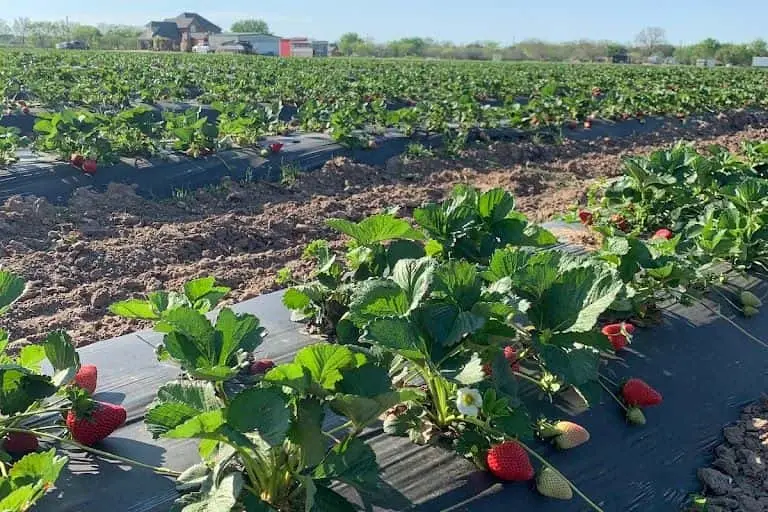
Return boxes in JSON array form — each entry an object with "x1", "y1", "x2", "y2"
[
  {"x1": 739, "y1": 496, "x2": 762, "y2": 512},
  {"x1": 698, "y1": 468, "x2": 732, "y2": 495},
  {"x1": 750, "y1": 418, "x2": 768, "y2": 432},
  {"x1": 707, "y1": 496, "x2": 739, "y2": 509},
  {"x1": 294, "y1": 223, "x2": 311, "y2": 233},
  {"x1": 90, "y1": 289, "x2": 111, "y2": 309},
  {"x1": 226, "y1": 191, "x2": 245, "y2": 202},
  {"x1": 724, "y1": 425, "x2": 745, "y2": 445},
  {"x1": 716, "y1": 444, "x2": 736, "y2": 460},
  {"x1": 739, "y1": 449, "x2": 764, "y2": 478},
  {"x1": 121, "y1": 214, "x2": 141, "y2": 226},
  {"x1": 713, "y1": 457, "x2": 740, "y2": 477}
]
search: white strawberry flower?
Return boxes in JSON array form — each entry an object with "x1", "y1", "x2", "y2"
[{"x1": 456, "y1": 388, "x2": 483, "y2": 417}]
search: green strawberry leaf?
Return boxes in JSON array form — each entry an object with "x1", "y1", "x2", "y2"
[
  {"x1": 226, "y1": 387, "x2": 290, "y2": 445},
  {"x1": 0, "y1": 272, "x2": 25, "y2": 315},
  {"x1": 293, "y1": 344, "x2": 361, "y2": 391},
  {"x1": 146, "y1": 380, "x2": 222, "y2": 438},
  {"x1": 313, "y1": 437, "x2": 380, "y2": 489},
  {"x1": 287, "y1": 398, "x2": 326, "y2": 468}
]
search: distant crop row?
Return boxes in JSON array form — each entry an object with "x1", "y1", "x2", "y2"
[{"x1": 2, "y1": 49, "x2": 768, "y2": 167}]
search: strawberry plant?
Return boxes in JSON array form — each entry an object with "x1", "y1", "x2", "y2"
[
  {"x1": 0, "y1": 271, "x2": 177, "y2": 510},
  {"x1": 282, "y1": 213, "x2": 426, "y2": 338},
  {"x1": 114, "y1": 278, "x2": 407, "y2": 511},
  {"x1": 0, "y1": 127, "x2": 26, "y2": 166},
  {"x1": 413, "y1": 186, "x2": 557, "y2": 263},
  {"x1": 33, "y1": 109, "x2": 116, "y2": 164},
  {"x1": 163, "y1": 108, "x2": 219, "y2": 158}
]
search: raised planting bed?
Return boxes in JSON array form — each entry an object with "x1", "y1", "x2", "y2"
[
  {"x1": 26, "y1": 276, "x2": 768, "y2": 511},
  {"x1": 2, "y1": 107, "x2": 767, "y2": 205}
]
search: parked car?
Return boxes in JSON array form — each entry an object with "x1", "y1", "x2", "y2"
[
  {"x1": 216, "y1": 41, "x2": 253, "y2": 54},
  {"x1": 55, "y1": 40, "x2": 87, "y2": 50},
  {"x1": 192, "y1": 43, "x2": 212, "y2": 54}
]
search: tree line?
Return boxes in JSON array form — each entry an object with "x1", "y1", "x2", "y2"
[
  {"x1": 0, "y1": 18, "x2": 141, "y2": 50},
  {"x1": 336, "y1": 28, "x2": 768, "y2": 66},
  {"x1": 1, "y1": 18, "x2": 767, "y2": 66}
]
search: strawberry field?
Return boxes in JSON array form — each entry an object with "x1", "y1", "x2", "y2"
[
  {"x1": 2, "y1": 48, "x2": 768, "y2": 512},
  {"x1": 2, "y1": 49, "x2": 768, "y2": 171},
  {"x1": 2, "y1": 134, "x2": 768, "y2": 510}
]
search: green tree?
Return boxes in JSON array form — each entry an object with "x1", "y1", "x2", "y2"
[
  {"x1": 749, "y1": 39, "x2": 767, "y2": 56},
  {"x1": 716, "y1": 44, "x2": 752, "y2": 66},
  {"x1": 337, "y1": 32, "x2": 364, "y2": 55},
  {"x1": 698, "y1": 38, "x2": 721, "y2": 58},
  {"x1": 230, "y1": 19, "x2": 270, "y2": 34},
  {"x1": 98, "y1": 24, "x2": 142, "y2": 50},
  {"x1": 71, "y1": 25, "x2": 102, "y2": 47}
]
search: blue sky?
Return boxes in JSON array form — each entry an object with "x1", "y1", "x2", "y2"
[{"x1": 3, "y1": 0, "x2": 767, "y2": 45}]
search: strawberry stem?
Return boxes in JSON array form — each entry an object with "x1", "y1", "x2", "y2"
[
  {"x1": 683, "y1": 293, "x2": 768, "y2": 350},
  {"x1": 511, "y1": 371, "x2": 542, "y2": 388},
  {"x1": 323, "y1": 420, "x2": 353, "y2": 437},
  {"x1": 709, "y1": 286, "x2": 744, "y2": 312},
  {"x1": 518, "y1": 441, "x2": 605, "y2": 512},
  {"x1": 459, "y1": 417, "x2": 604, "y2": 511},
  {"x1": 597, "y1": 378, "x2": 628, "y2": 412},
  {"x1": 5, "y1": 428, "x2": 181, "y2": 477}
]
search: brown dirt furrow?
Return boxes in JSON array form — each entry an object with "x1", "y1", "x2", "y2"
[{"x1": 2, "y1": 121, "x2": 768, "y2": 347}]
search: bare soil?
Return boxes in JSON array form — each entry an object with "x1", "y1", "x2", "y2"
[{"x1": 2, "y1": 116, "x2": 768, "y2": 347}]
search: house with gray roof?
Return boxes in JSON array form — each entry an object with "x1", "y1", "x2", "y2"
[{"x1": 138, "y1": 13, "x2": 222, "y2": 51}]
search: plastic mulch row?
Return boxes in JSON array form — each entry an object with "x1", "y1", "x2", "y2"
[
  {"x1": 0, "y1": 108, "x2": 715, "y2": 205},
  {"x1": 36, "y1": 267, "x2": 768, "y2": 511}
]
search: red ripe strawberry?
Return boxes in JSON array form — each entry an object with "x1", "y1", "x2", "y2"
[
  {"x1": 66, "y1": 401, "x2": 126, "y2": 446},
  {"x1": 70, "y1": 153, "x2": 85, "y2": 168},
  {"x1": 653, "y1": 228, "x2": 673, "y2": 240},
  {"x1": 601, "y1": 322, "x2": 635, "y2": 351},
  {"x1": 482, "y1": 363, "x2": 493, "y2": 377},
  {"x1": 503, "y1": 346, "x2": 521, "y2": 372},
  {"x1": 82, "y1": 159, "x2": 98, "y2": 174},
  {"x1": 21, "y1": 107, "x2": 30, "y2": 115},
  {"x1": 553, "y1": 421, "x2": 590, "y2": 450},
  {"x1": 250, "y1": 359, "x2": 275, "y2": 375},
  {"x1": 269, "y1": 142, "x2": 284, "y2": 154},
  {"x1": 74, "y1": 365, "x2": 98, "y2": 395},
  {"x1": 621, "y1": 378, "x2": 663, "y2": 407},
  {"x1": 578, "y1": 210, "x2": 593, "y2": 225},
  {"x1": 2, "y1": 432, "x2": 39, "y2": 454},
  {"x1": 486, "y1": 441, "x2": 534, "y2": 481}
]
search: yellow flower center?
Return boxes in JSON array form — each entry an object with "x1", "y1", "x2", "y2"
[{"x1": 461, "y1": 393, "x2": 476, "y2": 406}]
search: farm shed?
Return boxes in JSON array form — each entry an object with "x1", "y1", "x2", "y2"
[
  {"x1": 311, "y1": 40, "x2": 329, "y2": 57},
  {"x1": 753, "y1": 56, "x2": 768, "y2": 67},
  {"x1": 209, "y1": 33, "x2": 280, "y2": 55},
  {"x1": 696, "y1": 59, "x2": 717, "y2": 68},
  {"x1": 280, "y1": 37, "x2": 315, "y2": 57}
]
